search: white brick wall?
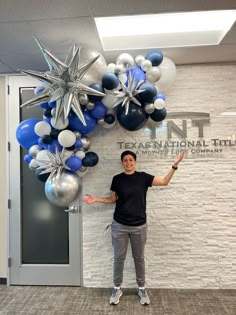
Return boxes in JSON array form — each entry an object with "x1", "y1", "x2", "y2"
[{"x1": 82, "y1": 64, "x2": 236, "y2": 288}]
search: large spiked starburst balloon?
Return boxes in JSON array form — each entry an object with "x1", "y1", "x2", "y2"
[
  {"x1": 20, "y1": 36, "x2": 105, "y2": 126},
  {"x1": 112, "y1": 71, "x2": 145, "y2": 115},
  {"x1": 37, "y1": 147, "x2": 72, "y2": 181}
]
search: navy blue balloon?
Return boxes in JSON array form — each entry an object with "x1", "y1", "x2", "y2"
[
  {"x1": 150, "y1": 107, "x2": 167, "y2": 122},
  {"x1": 42, "y1": 135, "x2": 53, "y2": 144},
  {"x1": 138, "y1": 82, "x2": 157, "y2": 103},
  {"x1": 69, "y1": 110, "x2": 97, "y2": 135},
  {"x1": 82, "y1": 151, "x2": 99, "y2": 167},
  {"x1": 88, "y1": 83, "x2": 105, "y2": 101},
  {"x1": 117, "y1": 102, "x2": 149, "y2": 131},
  {"x1": 35, "y1": 169, "x2": 50, "y2": 182},
  {"x1": 104, "y1": 114, "x2": 115, "y2": 124},
  {"x1": 145, "y1": 49, "x2": 163, "y2": 66},
  {"x1": 129, "y1": 67, "x2": 146, "y2": 83},
  {"x1": 90, "y1": 101, "x2": 107, "y2": 119},
  {"x1": 102, "y1": 72, "x2": 119, "y2": 90},
  {"x1": 16, "y1": 118, "x2": 40, "y2": 149},
  {"x1": 38, "y1": 137, "x2": 48, "y2": 149},
  {"x1": 65, "y1": 156, "x2": 82, "y2": 172}
]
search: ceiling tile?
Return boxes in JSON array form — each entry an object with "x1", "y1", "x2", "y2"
[{"x1": 0, "y1": 0, "x2": 90, "y2": 22}]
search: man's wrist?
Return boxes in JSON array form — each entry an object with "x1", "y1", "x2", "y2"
[{"x1": 172, "y1": 165, "x2": 178, "y2": 170}]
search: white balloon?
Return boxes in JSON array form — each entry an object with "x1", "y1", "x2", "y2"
[
  {"x1": 135, "y1": 55, "x2": 145, "y2": 66},
  {"x1": 79, "y1": 47, "x2": 107, "y2": 85},
  {"x1": 154, "y1": 98, "x2": 165, "y2": 109},
  {"x1": 51, "y1": 108, "x2": 56, "y2": 117},
  {"x1": 141, "y1": 59, "x2": 152, "y2": 72},
  {"x1": 50, "y1": 117, "x2": 69, "y2": 130},
  {"x1": 114, "y1": 64, "x2": 125, "y2": 74},
  {"x1": 155, "y1": 57, "x2": 177, "y2": 92},
  {"x1": 58, "y1": 130, "x2": 76, "y2": 147},
  {"x1": 116, "y1": 53, "x2": 134, "y2": 70},
  {"x1": 146, "y1": 66, "x2": 162, "y2": 83},
  {"x1": 36, "y1": 150, "x2": 51, "y2": 166},
  {"x1": 29, "y1": 159, "x2": 39, "y2": 170},
  {"x1": 75, "y1": 150, "x2": 86, "y2": 159},
  {"x1": 107, "y1": 63, "x2": 116, "y2": 73},
  {"x1": 102, "y1": 94, "x2": 117, "y2": 109},
  {"x1": 118, "y1": 73, "x2": 128, "y2": 84},
  {"x1": 34, "y1": 121, "x2": 51, "y2": 137}
]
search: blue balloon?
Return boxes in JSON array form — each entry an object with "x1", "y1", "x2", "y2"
[
  {"x1": 69, "y1": 111, "x2": 97, "y2": 135},
  {"x1": 40, "y1": 102, "x2": 50, "y2": 109},
  {"x1": 48, "y1": 101, "x2": 57, "y2": 108},
  {"x1": 82, "y1": 152, "x2": 99, "y2": 167},
  {"x1": 90, "y1": 101, "x2": 107, "y2": 119},
  {"x1": 117, "y1": 102, "x2": 149, "y2": 131},
  {"x1": 47, "y1": 139, "x2": 63, "y2": 153},
  {"x1": 74, "y1": 139, "x2": 82, "y2": 149},
  {"x1": 138, "y1": 82, "x2": 157, "y2": 103},
  {"x1": 16, "y1": 118, "x2": 40, "y2": 149},
  {"x1": 150, "y1": 107, "x2": 167, "y2": 122},
  {"x1": 156, "y1": 92, "x2": 166, "y2": 101},
  {"x1": 65, "y1": 156, "x2": 82, "y2": 172},
  {"x1": 88, "y1": 83, "x2": 105, "y2": 102},
  {"x1": 38, "y1": 137, "x2": 48, "y2": 149},
  {"x1": 34, "y1": 86, "x2": 45, "y2": 96},
  {"x1": 24, "y1": 154, "x2": 32, "y2": 164},
  {"x1": 145, "y1": 49, "x2": 163, "y2": 66},
  {"x1": 102, "y1": 72, "x2": 119, "y2": 90},
  {"x1": 128, "y1": 67, "x2": 146, "y2": 83}
]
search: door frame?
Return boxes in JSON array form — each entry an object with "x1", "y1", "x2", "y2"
[{"x1": 7, "y1": 75, "x2": 83, "y2": 285}]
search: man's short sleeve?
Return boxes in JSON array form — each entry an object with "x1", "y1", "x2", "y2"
[{"x1": 110, "y1": 175, "x2": 118, "y2": 192}]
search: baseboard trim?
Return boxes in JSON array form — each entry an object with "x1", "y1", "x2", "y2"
[{"x1": 0, "y1": 278, "x2": 7, "y2": 285}]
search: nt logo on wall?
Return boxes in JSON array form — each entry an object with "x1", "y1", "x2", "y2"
[{"x1": 117, "y1": 112, "x2": 236, "y2": 158}]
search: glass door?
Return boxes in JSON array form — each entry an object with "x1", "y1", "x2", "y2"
[{"x1": 8, "y1": 75, "x2": 82, "y2": 285}]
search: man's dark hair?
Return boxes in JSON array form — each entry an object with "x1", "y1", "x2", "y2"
[{"x1": 121, "y1": 150, "x2": 137, "y2": 161}]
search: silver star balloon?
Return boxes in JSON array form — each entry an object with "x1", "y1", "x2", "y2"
[
  {"x1": 112, "y1": 71, "x2": 145, "y2": 115},
  {"x1": 37, "y1": 147, "x2": 72, "y2": 181},
  {"x1": 20, "y1": 36, "x2": 105, "y2": 126}
]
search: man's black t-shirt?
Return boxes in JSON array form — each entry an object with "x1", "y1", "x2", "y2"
[{"x1": 110, "y1": 171, "x2": 154, "y2": 226}]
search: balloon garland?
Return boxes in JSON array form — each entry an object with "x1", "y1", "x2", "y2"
[{"x1": 16, "y1": 37, "x2": 176, "y2": 207}]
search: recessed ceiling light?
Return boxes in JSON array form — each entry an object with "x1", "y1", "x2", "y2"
[{"x1": 94, "y1": 10, "x2": 236, "y2": 50}]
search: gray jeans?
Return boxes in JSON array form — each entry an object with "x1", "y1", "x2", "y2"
[{"x1": 111, "y1": 220, "x2": 147, "y2": 287}]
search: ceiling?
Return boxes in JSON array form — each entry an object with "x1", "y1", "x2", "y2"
[{"x1": 0, "y1": 0, "x2": 236, "y2": 73}]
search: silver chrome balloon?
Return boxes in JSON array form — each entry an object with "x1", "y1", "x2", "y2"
[
  {"x1": 78, "y1": 94, "x2": 89, "y2": 105},
  {"x1": 29, "y1": 144, "x2": 42, "y2": 158},
  {"x1": 144, "y1": 103, "x2": 155, "y2": 114},
  {"x1": 45, "y1": 170, "x2": 82, "y2": 207},
  {"x1": 86, "y1": 101, "x2": 95, "y2": 110},
  {"x1": 74, "y1": 131, "x2": 82, "y2": 139},
  {"x1": 80, "y1": 137, "x2": 91, "y2": 150}
]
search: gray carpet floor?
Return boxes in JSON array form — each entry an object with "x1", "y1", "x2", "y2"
[{"x1": 0, "y1": 286, "x2": 235, "y2": 315}]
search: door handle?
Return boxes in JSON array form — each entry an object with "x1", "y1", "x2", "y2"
[{"x1": 64, "y1": 205, "x2": 78, "y2": 213}]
